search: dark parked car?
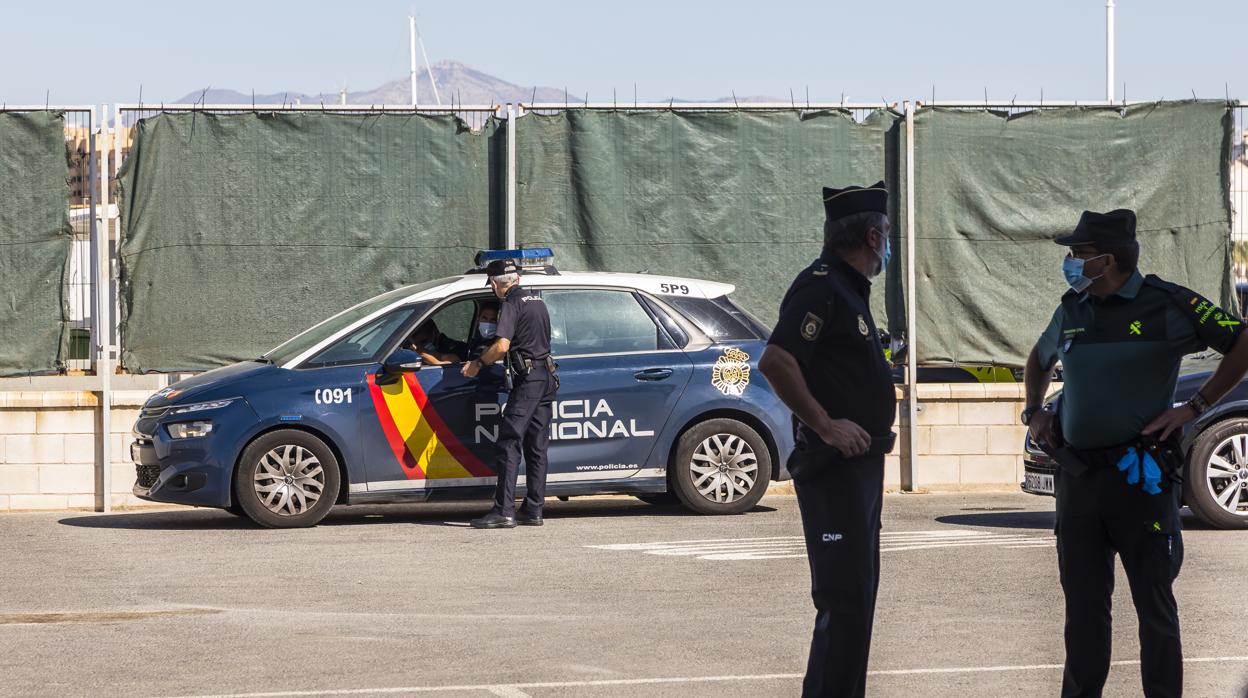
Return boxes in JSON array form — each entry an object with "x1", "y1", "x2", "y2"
[{"x1": 1023, "y1": 352, "x2": 1248, "y2": 530}]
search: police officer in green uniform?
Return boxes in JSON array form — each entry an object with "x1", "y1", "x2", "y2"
[
  {"x1": 1023, "y1": 209, "x2": 1248, "y2": 698},
  {"x1": 759, "y1": 182, "x2": 896, "y2": 698}
]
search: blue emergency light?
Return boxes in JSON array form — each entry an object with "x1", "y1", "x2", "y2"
[{"x1": 474, "y1": 247, "x2": 555, "y2": 270}]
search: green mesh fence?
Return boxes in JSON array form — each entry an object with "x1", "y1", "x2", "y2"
[
  {"x1": 118, "y1": 112, "x2": 503, "y2": 372},
  {"x1": 512, "y1": 109, "x2": 904, "y2": 332},
  {"x1": 0, "y1": 111, "x2": 70, "y2": 376},
  {"x1": 912, "y1": 102, "x2": 1233, "y2": 367}
]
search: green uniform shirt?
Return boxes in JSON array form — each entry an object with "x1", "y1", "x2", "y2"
[{"x1": 1036, "y1": 271, "x2": 1243, "y2": 449}]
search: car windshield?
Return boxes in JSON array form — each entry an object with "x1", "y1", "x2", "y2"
[{"x1": 261, "y1": 278, "x2": 454, "y2": 366}]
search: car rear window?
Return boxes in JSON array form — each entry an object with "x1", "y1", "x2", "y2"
[{"x1": 666, "y1": 296, "x2": 764, "y2": 341}]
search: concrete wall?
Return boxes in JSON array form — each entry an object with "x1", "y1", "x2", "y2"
[
  {"x1": 0, "y1": 391, "x2": 146, "y2": 511},
  {"x1": 0, "y1": 384, "x2": 1033, "y2": 510},
  {"x1": 900, "y1": 383, "x2": 1028, "y2": 490}
]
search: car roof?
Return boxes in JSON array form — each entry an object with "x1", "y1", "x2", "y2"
[
  {"x1": 278, "y1": 270, "x2": 735, "y2": 369},
  {"x1": 402, "y1": 270, "x2": 736, "y2": 303}
]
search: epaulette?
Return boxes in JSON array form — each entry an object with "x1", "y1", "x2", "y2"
[
  {"x1": 812, "y1": 263, "x2": 830, "y2": 277},
  {"x1": 1141, "y1": 274, "x2": 1180, "y2": 294}
]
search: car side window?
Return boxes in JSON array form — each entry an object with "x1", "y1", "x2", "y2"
[
  {"x1": 420, "y1": 297, "x2": 478, "y2": 345},
  {"x1": 543, "y1": 289, "x2": 664, "y2": 356},
  {"x1": 666, "y1": 296, "x2": 760, "y2": 340},
  {"x1": 303, "y1": 307, "x2": 417, "y2": 368}
]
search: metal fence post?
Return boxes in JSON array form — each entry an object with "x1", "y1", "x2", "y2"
[
  {"x1": 95, "y1": 104, "x2": 112, "y2": 512},
  {"x1": 901, "y1": 100, "x2": 918, "y2": 492},
  {"x1": 506, "y1": 103, "x2": 517, "y2": 249}
]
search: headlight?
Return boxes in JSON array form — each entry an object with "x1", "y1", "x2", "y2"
[
  {"x1": 167, "y1": 421, "x2": 213, "y2": 439},
  {"x1": 169, "y1": 398, "x2": 237, "y2": 415}
]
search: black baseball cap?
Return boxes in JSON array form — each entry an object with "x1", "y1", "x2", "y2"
[
  {"x1": 1055, "y1": 209, "x2": 1137, "y2": 246},
  {"x1": 484, "y1": 259, "x2": 519, "y2": 286}
]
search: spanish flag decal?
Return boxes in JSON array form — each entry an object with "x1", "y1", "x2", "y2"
[{"x1": 367, "y1": 373, "x2": 494, "y2": 480}]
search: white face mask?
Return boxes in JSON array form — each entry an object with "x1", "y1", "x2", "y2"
[{"x1": 478, "y1": 322, "x2": 497, "y2": 339}]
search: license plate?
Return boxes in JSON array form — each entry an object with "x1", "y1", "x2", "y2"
[
  {"x1": 1024, "y1": 471, "x2": 1055, "y2": 494},
  {"x1": 130, "y1": 441, "x2": 140, "y2": 463}
]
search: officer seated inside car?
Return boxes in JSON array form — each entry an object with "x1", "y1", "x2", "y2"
[
  {"x1": 405, "y1": 319, "x2": 467, "y2": 366},
  {"x1": 468, "y1": 301, "x2": 501, "y2": 360}
]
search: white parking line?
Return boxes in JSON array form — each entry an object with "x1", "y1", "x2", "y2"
[
  {"x1": 588, "y1": 530, "x2": 1057, "y2": 561},
  {"x1": 153, "y1": 657, "x2": 1248, "y2": 698}
]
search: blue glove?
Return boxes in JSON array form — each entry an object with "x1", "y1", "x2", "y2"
[{"x1": 1115, "y1": 448, "x2": 1163, "y2": 495}]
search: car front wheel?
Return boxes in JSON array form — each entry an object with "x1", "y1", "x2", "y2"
[
  {"x1": 1185, "y1": 418, "x2": 1248, "y2": 530},
  {"x1": 234, "y1": 429, "x2": 341, "y2": 528},
  {"x1": 670, "y1": 418, "x2": 772, "y2": 515}
]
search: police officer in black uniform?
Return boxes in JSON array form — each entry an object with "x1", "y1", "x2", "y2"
[
  {"x1": 462, "y1": 260, "x2": 557, "y2": 529},
  {"x1": 758, "y1": 182, "x2": 896, "y2": 698},
  {"x1": 1024, "y1": 209, "x2": 1248, "y2": 697}
]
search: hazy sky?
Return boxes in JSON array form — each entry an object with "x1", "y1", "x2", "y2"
[{"x1": 2, "y1": 0, "x2": 1244, "y2": 106}]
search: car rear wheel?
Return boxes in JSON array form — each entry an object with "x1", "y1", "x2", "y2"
[
  {"x1": 234, "y1": 430, "x2": 341, "y2": 528},
  {"x1": 670, "y1": 418, "x2": 771, "y2": 515},
  {"x1": 1185, "y1": 418, "x2": 1248, "y2": 530}
]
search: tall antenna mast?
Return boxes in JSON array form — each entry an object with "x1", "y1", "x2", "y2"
[
  {"x1": 409, "y1": 14, "x2": 418, "y2": 107},
  {"x1": 1106, "y1": 0, "x2": 1115, "y2": 101},
  {"x1": 414, "y1": 19, "x2": 442, "y2": 106}
]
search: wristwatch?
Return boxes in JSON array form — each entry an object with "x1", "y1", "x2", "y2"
[
  {"x1": 1020, "y1": 406, "x2": 1041, "y2": 426},
  {"x1": 1187, "y1": 391, "x2": 1211, "y2": 416}
]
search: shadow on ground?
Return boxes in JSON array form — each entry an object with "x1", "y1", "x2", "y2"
[
  {"x1": 57, "y1": 499, "x2": 778, "y2": 531},
  {"x1": 936, "y1": 509, "x2": 1056, "y2": 530}
]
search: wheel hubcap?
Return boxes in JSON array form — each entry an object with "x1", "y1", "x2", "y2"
[
  {"x1": 254, "y1": 445, "x2": 324, "y2": 517},
  {"x1": 1205, "y1": 435, "x2": 1248, "y2": 517},
  {"x1": 689, "y1": 434, "x2": 758, "y2": 504}
]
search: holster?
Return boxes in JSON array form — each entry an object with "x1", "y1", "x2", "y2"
[
  {"x1": 508, "y1": 349, "x2": 531, "y2": 380},
  {"x1": 1137, "y1": 434, "x2": 1185, "y2": 485}
]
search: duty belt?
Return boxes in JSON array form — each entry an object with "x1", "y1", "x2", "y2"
[{"x1": 1036, "y1": 414, "x2": 1183, "y2": 482}]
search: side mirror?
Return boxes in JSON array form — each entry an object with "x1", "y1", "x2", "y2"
[{"x1": 382, "y1": 348, "x2": 424, "y2": 374}]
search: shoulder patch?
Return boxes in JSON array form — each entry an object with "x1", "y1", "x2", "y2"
[{"x1": 801, "y1": 312, "x2": 824, "y2": 341}]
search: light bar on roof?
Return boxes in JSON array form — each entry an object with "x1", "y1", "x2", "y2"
[{"x1": 474, "y1": 247, "x2": 555, "y2": 270}]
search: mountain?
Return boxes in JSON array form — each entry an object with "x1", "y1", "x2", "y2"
[
  {"x1": 173, "y1": 60, "x2": 786, "y2": 107},
  {"x1": 174, "y1": 60, "x2": 566, "y2": 107}
]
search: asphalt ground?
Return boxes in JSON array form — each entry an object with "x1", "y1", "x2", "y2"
[{"x1": 1, "y1": 493, "x2": 1246, "y2": 698}]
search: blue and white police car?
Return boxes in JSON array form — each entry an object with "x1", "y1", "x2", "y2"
[{"x1": 131, "y1": 249, "x2": 795, "y2": 527}]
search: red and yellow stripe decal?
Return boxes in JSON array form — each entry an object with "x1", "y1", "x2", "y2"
[{"x1": 366, "y1": 373, "x2": 494, "y2": 480}]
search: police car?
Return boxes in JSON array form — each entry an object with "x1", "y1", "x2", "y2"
[
  {"x1": 1023, "y1": 352, "x2": 1248, "y2": 530},
  {"x1": 131, "y1": 249, "x2": 795, "y2": 527}
]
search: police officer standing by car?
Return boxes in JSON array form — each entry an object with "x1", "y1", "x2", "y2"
[
  {"x1": 1023, "y1": 209, "x2": 1248, "y2": 698},
  {"x1": 462, "y1": 259, "x2": 558, "y2": 529},
  {"x1": 758, "y1": 182, "x2": 896, "y2": 698}
]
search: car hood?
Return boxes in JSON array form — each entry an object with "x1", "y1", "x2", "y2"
[{"x1": 143, "y1": 361, "x2": 278, "y2": 408}]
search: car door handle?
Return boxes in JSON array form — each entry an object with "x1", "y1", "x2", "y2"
[{"x1": 635, "y1": 368, "x2": 674, "y2": 381}]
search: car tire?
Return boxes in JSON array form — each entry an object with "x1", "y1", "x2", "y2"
[
  {"x1": 670, "y1": 418, "x2": 772, "y2": 515},
  {"x1": 1185, "y1": 418, "x2": 1248, "y2": 530},
  {"x1": 634, "y1": 493, "x2": 679, "y2": 506},
  {"x1": 234, "y1": 429, "x2": 341, "y2": 528}
]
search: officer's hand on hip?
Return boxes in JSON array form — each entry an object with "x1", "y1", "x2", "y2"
[
  {"x1": 1028, "y1": 410, "x2": 1059, "y2": 447},
  {"x1": 1142, "y1": 404, "x2": 1197, "y2": 441},
  {"x1": 815, "y1": 418, "x2": 871, "y2": 457},
  {"x1": 461, "y1": 359, "x2": 481, "y2": 378}
]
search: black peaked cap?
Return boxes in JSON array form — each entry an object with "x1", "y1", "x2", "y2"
[{"x1": 822, "y1": 181, "x2": 888, "y2": 223}]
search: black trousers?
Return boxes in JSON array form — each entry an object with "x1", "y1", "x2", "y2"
[
  {"x1": 792, "y1": 447, "x2": 885, "y2": 698},
  {"x1": 491, "y1": 368, "x2": 557, "y2": 518},
  {"x1": 1055, "y1": 464, "x2": 1184, "y2": 698}
]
